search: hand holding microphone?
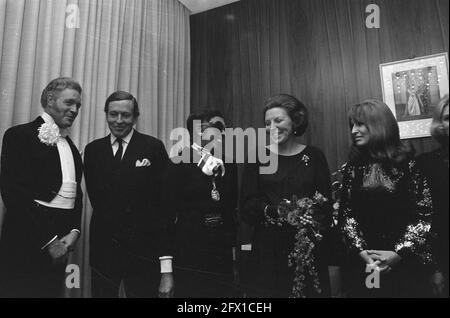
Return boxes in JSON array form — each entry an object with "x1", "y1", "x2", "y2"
[
  {"x1": 192, "y1": 143, "x2": 225, "y2": 177},
  {"x1": 198, "y1": 152, "x2": 225, "y2": 177}
]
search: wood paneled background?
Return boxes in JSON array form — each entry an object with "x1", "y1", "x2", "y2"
[{"x1": 190, "y1": 0, "x2": 448, "y2": 172}]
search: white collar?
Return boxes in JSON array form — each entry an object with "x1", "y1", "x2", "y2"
[
  {"x1": 110, "y1": 129, "x2": 134, "y2": 145},
  {"x1": 41, "y1": 112, "x2": 70, "y2": 137}
]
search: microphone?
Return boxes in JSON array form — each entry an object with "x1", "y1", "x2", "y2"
[{"x1": 191, "y1": 143, "x2": 225, "y2": 177}]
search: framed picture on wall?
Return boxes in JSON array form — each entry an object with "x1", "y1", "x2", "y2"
[{"x1": 380, "y1": 52, "x2": 449, "y2": 139}]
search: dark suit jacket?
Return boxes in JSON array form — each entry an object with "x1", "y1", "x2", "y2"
[
  {"x1": 84, "y1": 130, "x2": 170, "y2": 276},
  {"x1": 161, "y1": 148, "x2": 238, "y2": 275},
  {"x1": 0, "y1": 116, "x2": 83, "y2": 268}
]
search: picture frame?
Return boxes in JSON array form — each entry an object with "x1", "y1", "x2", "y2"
[{"x1": 380, "y1": 53, "x2": 449, "y2": 139}]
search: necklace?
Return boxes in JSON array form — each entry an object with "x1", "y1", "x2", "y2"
[{"x1": 211, "y1": 178, "x2": 220, "y2": 201}]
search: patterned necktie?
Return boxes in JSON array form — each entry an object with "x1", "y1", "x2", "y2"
[{"x1": 114, "y1": 138, "x2": 123, "y2": 164}]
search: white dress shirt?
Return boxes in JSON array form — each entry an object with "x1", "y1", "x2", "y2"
[
  {"x1": 110, "y1": 129, "x2": 134, "y2": 158},
  {"x1": 37, "y1": 112, "x2": 80, "y2": 250},
  {"x1": 35, "y1": 112, "x2": 77, "y2": 209}
]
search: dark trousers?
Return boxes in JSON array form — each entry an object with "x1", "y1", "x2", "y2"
[
  {"x1": 91, "y1": 267, "x2": 159, "y2": 298},
  {"x1": 0, "y1": 258, "x2": 66, "y2": 298},
  {"x1": 90, "y1": 244, "x2": 160, "y2": 298},
  {"x1": 0, "y1": 204, "x2": 74, "y2": 298}
]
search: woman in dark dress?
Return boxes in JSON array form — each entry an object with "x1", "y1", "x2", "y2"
[
  {"x1": 337, "y1": 99, "x2": 434, "y2": 297},
  {"x1": 417, "y1": 95, "x2": 449, "y2": 297},
  {"x1": 162, "y1": 112, "x2": 238, "y2": 298},
  {"x1": 239, "y1": 94, "x2": 332, "y2": 298}
]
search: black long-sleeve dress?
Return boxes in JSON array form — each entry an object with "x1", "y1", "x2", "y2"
[
  {"x1": 161, "y1": 148, "x2": 238, "y2": 298},
  {"x1": 239, "y1": 146, "x2": 332, "y2": 298},
  {"x1": 337, "y1": 157, "x2": 435, "y2": 297},
  {"x1": 417, "y1": 147, "x2": 449, "y2": 297}
]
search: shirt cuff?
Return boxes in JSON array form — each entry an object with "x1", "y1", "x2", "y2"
[
  {"x1": 159, "y1": 256, "x2": 173, "y2": 273},
  {"x1": 241, "y1": 244, "x2": 252, "y2": 251},
  {"x1": 41, "y1": 235, "x2": 58, "y2": 250}
]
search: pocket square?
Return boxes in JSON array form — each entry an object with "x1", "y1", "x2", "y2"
[{"x1": 136, "y1": 158, "x2": 151, "y2": 167}]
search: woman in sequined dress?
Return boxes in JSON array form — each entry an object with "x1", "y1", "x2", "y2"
[{"x1": 337, "y1": 99, "x2": 434, "y2": 297}]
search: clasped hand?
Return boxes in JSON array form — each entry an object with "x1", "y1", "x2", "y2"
[
  {"x1": 359, "y1": 250, "x2": 402, "y2": 274},
  {"x1": 47, "y1": 231, "x2": 79, "y2": 264}
]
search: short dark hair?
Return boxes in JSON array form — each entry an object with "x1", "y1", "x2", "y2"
[
  {"x1": 200, "y1": 108, "x2": 227, "y2": 132},
  {"x1": 202, "y1": 109, "x2": 225, "y2": 122},
  {"x1": 263, "y1": 94, "x2": 308, "y2": 137},
  {"x1": 104, "y1": 91, "x2": 140, "y2": 118},
  {"x1": 40, "y1": 77, "x2": 82, "y2": 108}
]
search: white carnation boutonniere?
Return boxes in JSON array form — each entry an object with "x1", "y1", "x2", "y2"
[{"x1": 38, "y1": 122, "x2": 60, "y2": 146}]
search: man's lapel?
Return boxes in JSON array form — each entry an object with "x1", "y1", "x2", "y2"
[
  {"x1": 121, "y1": 130, "x2": 141, "y2": 168},
  {"x1": 66, "y1": 136, "x2": 83, "y2": 183},
  {"x1": 99, "y1": 134, "x2": 116, "y2": 173}
]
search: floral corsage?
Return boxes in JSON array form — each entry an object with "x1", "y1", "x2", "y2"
[{"x1": 265, "y1": 192, "x2": 329, "y2": 297}]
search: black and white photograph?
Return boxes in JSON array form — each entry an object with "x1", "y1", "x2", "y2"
[
  {"x1": 0, "y1": 0, "x2": 448, "y2": 303},
  {"x1": 381, "y1": 53, "x2": 449, "y2": 139}
]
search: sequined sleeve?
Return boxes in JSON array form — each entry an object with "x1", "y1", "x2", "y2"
[
  {"x1": 394, "y1": 160, "x2": 436, "y2": 266},
  {"x1": 337, "y1": 163, "x2": 367, "y2": 253}
]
